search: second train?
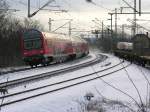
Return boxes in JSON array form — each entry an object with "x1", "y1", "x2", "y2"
[{"x1": 114, "y1": 33, "x2": 150, "y2": 66}]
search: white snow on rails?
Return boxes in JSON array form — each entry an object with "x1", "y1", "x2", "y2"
[{"x1": 1, "y1": 53, "x2": 148, "y2": 112}]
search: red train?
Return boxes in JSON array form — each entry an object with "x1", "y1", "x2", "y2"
[{"x1": 20, "y1": 29, "x2": 89, "y2": 67}]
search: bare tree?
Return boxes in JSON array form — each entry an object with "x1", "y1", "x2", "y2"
[
  {"x1": 22, "y1": 18, "x2": 44, "y2": 31},
  {"x1": 0, "y1": 1, "x2": 44, "y2": 67}
]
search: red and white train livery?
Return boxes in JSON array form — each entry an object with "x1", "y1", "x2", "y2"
[{"x1": 20, "y1": 29, "x2": 89, "y2": 67}]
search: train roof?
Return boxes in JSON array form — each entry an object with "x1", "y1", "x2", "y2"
[
  {"x1": 42, "y1": 32, "x2": 67, "y2": 39},
  {"x1": 72, "y1": 35, "x2": 88, "y2": 43},
  {"x1": 22, "y1": 29, "x2": 88, "y2": 44},
  {"x1": 42, "y1": 32, "x2": 87, "y2": 43}
]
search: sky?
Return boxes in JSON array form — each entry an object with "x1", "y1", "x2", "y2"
[{"x1": 5, "y1": 0, "x2": 150, "y2": 35}]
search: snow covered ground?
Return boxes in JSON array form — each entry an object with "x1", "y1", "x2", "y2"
[
  {"x1": 0, "y1": 53, "x2": 98, "y2": 83},
  {"x1": 1, "y1": 52, "x2": 150, "y2": 112}
]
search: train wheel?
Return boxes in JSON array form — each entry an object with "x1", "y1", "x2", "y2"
[
  {"x1": 42, "y1": 63, "x2": 46, "y2": 66},
  {"x1": 30, "y1": 65, "x2": 34, "y2": 68},
  {"x1": 42, "y1": 57, "x2": 52, "y2": 66},
  {"x1": 42, "y1": 59, "x2": 47, "y2": 66},
  {"x1": 29, "y1": 63, "x2": 34, "y2": 68},
  {"x1": 82, "y1": 53, "x2": 86, "y2": 57}
]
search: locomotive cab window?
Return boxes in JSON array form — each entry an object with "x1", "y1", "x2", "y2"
[
  {"x1": 23, "y1": 30, "x2": 42, "y2": 50},
  {"x1": 24, "y1": 39, "x2": 42, "y2": 50}
]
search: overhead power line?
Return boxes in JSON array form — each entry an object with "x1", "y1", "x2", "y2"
[
  {"x1": 0, "y1": 9, "x2": 19, "y2": 12},
  {"x1": 122, "y1": 0, "x2": 142, "y2": 16},
  {"x1": 19, "y1": 1, "x2": 37, "y2": 8},
  {"x1": 127, "y1": 18, "x2": 150, "y2": 32},
  {"x1": 28, "y1": 0, "x2": 55, "y2": 17},
  {"x1": 96, "y1": 3, "x2": 112, "y2": 11},
  {"x1": 85, "y1": 0, "x2": 112, "y2": 11},
  {"x1": 122, "y1": 0, "x2": 138, "y2": 12},
  {"x1": 41, "y1": 9, "x2": 67, "y2": 12},
  {"x1": 136, "y1": 19, "x2": 150, "y2": 21},
  {"x1": 52, "y1": 19, "x2": 72, "y2": 32},
  {"x1": 108, "y1": 12, "x2": 150, "y2": 15}
]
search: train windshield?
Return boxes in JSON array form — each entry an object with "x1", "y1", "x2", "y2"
[{"x1": 23, "y1": 30, "x2": 42, "y2": 50}]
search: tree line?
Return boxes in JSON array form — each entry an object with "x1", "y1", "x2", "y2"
[
  {"x1": 0, "y1": 0, "x2": 44, "y2": 67},
  {"x1": 87, "y1": 29, "x2": 132, "y2": 52}
]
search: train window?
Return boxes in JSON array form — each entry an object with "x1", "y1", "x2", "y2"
[
  {"x1": 24, "y1": 41, "x2": 32, "y2": 50},
  {"x1": 24, "y1": 39, "x2": 42, "y2": 50},
  {"x1": 23, "y1": 30, "x2": 41, "y2": 39},
  {"x1": 33, "y1": 40, "x2": 42, "y2": 49}
]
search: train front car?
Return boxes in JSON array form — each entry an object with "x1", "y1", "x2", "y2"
[
  {"x1": 21, "y1": 29, "x2": 47, "y2": 67},
  {"x1": 21, "y1": 29, "x2": 89, "y2": 67}
]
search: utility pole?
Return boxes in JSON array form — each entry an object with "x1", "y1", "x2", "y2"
[
  {"x1": 122, "y1": 24, "x2": 125, "y2": 38},
  {"x1": 28, "y1": 0, "x2": 30, "y2": 18},
  {"x1": 115, "y1": 8, "x2": 117, "y2": 38},
  {"x1": 102, "y1": 21, "x2": 104, "y2": 38},
  {"x1": 133, "y1": 0, "x2": 136, "y2": 36},
  {"x1": 139, "y1": 0, "x2": 141, "y2": 16},
  {"x1": 107, "y1": 28, "x2": 110, "y2": 38},
  {"x1": 48, "y1": 18, "x2": 53, "y2": 32},
  {"x1": 110, "y1": 14, "x2": 113, "y2": 37},
  {"x1": 108, "y1": 13, "x2": 113, "y2": 52},
  {"x1": 69, "y1": 20, "x2": 72, "y2": 36},
  {"x1": 121, "y1": 0, "x2": 140, "y2": 36}
]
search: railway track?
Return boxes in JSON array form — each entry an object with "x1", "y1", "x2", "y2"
[
  {"x1": 0, "y1": 55, "x2": 92, "y2": 75},
  {"x1": 0, "y1": 54, "x2": 107, "y2": 89},
  {"x1": 0, "y1": 60, "x2": 131, "y2": 107}
]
